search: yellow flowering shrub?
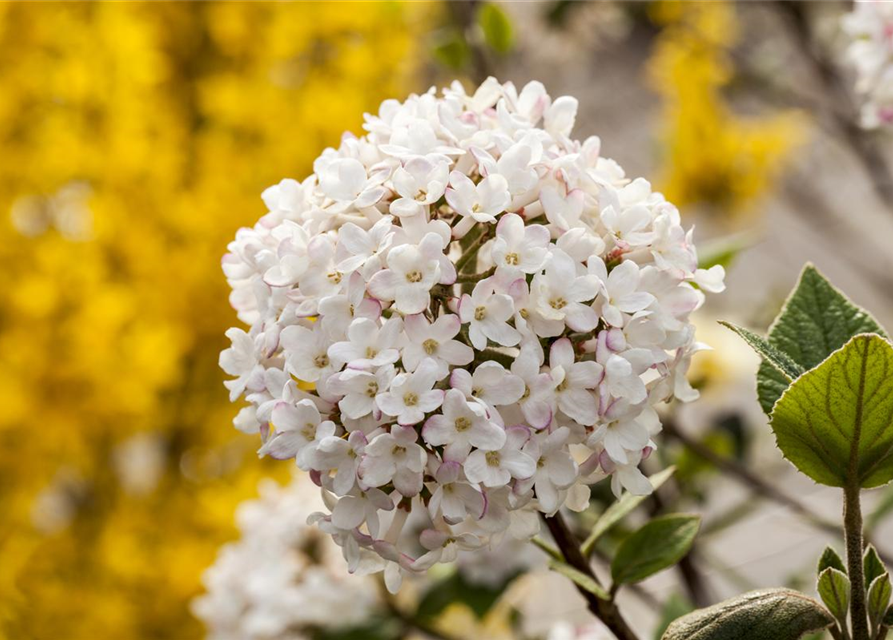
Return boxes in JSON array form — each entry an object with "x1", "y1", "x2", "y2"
[
  {"x1": 648, "y1": 0, "x2": 804, "y2": 213},
  {"x1": 0, "y1": 3, "x2": 429, "y2": 638}
]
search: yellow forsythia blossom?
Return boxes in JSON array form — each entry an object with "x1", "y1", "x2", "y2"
[
  {"x1": 648, "y1": 0, "x2": 804, "y2": 213},
  {"x1": 0, "y1": 3, "x2": 428, "y2": 638}
]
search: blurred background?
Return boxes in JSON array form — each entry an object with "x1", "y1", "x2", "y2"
[{"x1": 2, "y1": 2, "x2": 893, "y2": 639}]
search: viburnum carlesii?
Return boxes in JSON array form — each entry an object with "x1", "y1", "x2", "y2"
[
  {"x1": 220, "y1": 77, "x2": 724, "y2": 591},
  {"x1": 843, "y1": 0, "x2": 893, "y2": 129}
]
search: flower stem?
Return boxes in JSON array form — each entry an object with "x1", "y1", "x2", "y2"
[
  {"x1": 542, "y1": 512, "x2": 640, "y2": 640},
  {"x1": 844, "y1": 481, "x2": 869, "y2": 640}
]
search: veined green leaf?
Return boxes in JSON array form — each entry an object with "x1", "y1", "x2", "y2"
[
  {"x1": 868, "y1": 573, "x2": 892, "y2": 630},
  {"x1": 757, "y1": 264, "x2": 886, "y2": 415},
  {"x1": 582, "y1": 466, "x2": 676, "y2": 557},
  {"x1": 817, "y1": 546, "x2": 846, "y2": 575},
  {"x1": 769, "y1": 334, "x2": 893, "y2": 488},
  {"x1": 865, "y1": 545, "x2": 887, "y2": 589},
  {"x1": 719, "y1": 321, "x2": 803, "y2": 380},
  {"x1": 661, "y1": 589, "x2": 833, "y2": 640},
  {"x1": 611, "y1": 514, "x2": 700, "y2": 586},
  {"x1": 817, "y1": 567, "x2": 849, "y2": 622}
]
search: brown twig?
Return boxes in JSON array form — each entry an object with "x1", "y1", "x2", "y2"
[{"x1": 542, "y1": 512, "x2": 640, "y2": 640}]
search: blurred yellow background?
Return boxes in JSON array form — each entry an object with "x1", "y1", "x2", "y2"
[{"x1": 0, "y1": 3, "x2": 429, "y2": 638}]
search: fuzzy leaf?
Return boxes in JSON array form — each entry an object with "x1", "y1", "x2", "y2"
[
  {"x1": 868, "y1": 573, "x2": 892, "y2": 629},
  {"x1": 769, "y1": 334, "x2": 893, "y2": 488},
  {"x1": 757, "y1": 264, "x2": 886, "y2": 415},
  {"x1": 865, "y1": 545, "x2": 887, "y2": 590},
  {"x1": 817, "y1": 567, "x2": 849, "y2": 622},
  {"x1": 817, "y1": 546, "x2": 846, "y2": 575},
  {"x1": 548, "y1": 559, "x2": 609, "y2": 600},
  {"x1": 720, "y1": 321, "x2": 803, "y2": 380},
  {"x1": 477, "y1": 3, "x2": 514, "y2": 54},
  {"x1": 612, "y1": 514, "x2": 700, "y2": 586},
  {"x1": 582, "y1": 466, "x2": 676, "y2": 557},
  {"x1": 661, "y1": 589, "x2": 834, "y2": 640}
]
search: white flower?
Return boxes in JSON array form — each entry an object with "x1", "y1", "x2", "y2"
[
  {"x1": 445, "y1": 171, "x2": 511, "y2": 224},
  {"x1": 590, "y1": 258, "x2": 654, "y2": 328},
  {"x1": 329, "y1": 365, "x2": 396, "y2": 420},
  {"x1": 530, "y1": 248, "x2": 600, "y2": 332},
  {"x1": 359, "y1": 425, "x2": 427, "y2": 496},
  {"x1": 464, "y1": 426, "x2": 536, "y2": 487},
  {"x1": 375, "y1": 358, "x2": 444, "y2": 425},
  {"x1": 549, "y1": 338, "x2": 603, "y2": 426},
  {"x1": 390, "y1": 156, "x2": 450, "y2": 218},
  {"x1": 519, "y1": 427, "x2": 578, "y2": 514},
  {"x1": 318, "y1": 272, "x2": 381, "y2": 340},
  {"x1": 491, "y1": 213, "x2": 550, "y2": 275},
  {"x1": 327, "y1": 317, "x2": 403, "y2": 370},
  {"x1": 458, "y1": 278, "x2": 520, "y2": 350},
  {"x1": 262, "y1": 221, "x2": 311, "y2": 287},
  {"x1": 317, "y1": 156, "x2": 385, "y2": 207},
  {"x1": 280, "y1": 322, "x2": 337, "y2": 383},
  {"x1": 315, "y1": 430, "x2": 368, "y2": 496},
  {"x1": 449, "y1": 360, "x2": 525, "y2": 424},
  {"x1": 428, "y1": 460, "x2": 486, "y2": 522},
  {"x1": 510, "y1": 342, "x2": 558, "y2": 429},
  {"x1": 402, "y1": 313, "x2": 473, "y2": 376},
  {"x1": 220, "y1": 328, "x2": 265, "y2": 401},
  {"x1": 589, "y1": 399, "x2": 652, "y2": 465},
  {"x1": 422, "y1": 389, "x2": 506, "y2": 461},
  {"x1": 367, "y1": 233, "x2": 445, "y2": 314},
  {"x1": 335, "y1": 216, "x2": 395, "y2": 279},
  {"x1": 259, "y1": 400, "x2": 335, "y2": 469}
]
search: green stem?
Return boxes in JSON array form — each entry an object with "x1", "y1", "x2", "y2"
[{"x1": 845, "y1": 482, "x2": 869, "y2": 640}]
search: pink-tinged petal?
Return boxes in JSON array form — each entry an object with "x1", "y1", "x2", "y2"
[
  {"x1": 549, "y1": 338, "x2": 575, "y2": 370},
  {"x1": 567, "y1": 275, "x2": 600, "y2": 302},
  {"x1": 496, "y1": 212, "x2": 524, "y2": 244},
  {"x1": 395, "y1": 286, "x2": 429, "y2": 315},
  {"x1": 421, "y1": 415, "x2": 453, "y2": 446},
  {"x1": 418, "y1": 389, "x2": 446, "y2": 414},
  {"x1": 331, "y1": 496, "x2": 366, "y2": 530},
  {"x1": 337, "y1": 223, "x2": 372, "y2": 255},
  {"x1": 481, "y1": 319, "x2": 521, "y2": 347},
  {"x1": 548, "y1": 454, "x2": 578, "y2": 488},
  {"x1": 375, "y1": 393, "x2": 404, "y2": 417},
  {"x1": 438, "y1": 340, "x2": 474, "y2": 367},
  {"x1": 567, "y1": 361, "x2": 604, "y2": 389},
  {"x1": 257, "y1": 432, "x2": 304, "y2": 460},
  {"x1": 559, "y1": 389, "x2": 598, "y2": 426},
  {"x1": 393, "y1": 467, "x2": 423, "y2": 496},
  {"x1": 607, "y1": 260, "x2": 640, "y2": 296},
  {"x1": 535, "y1": 476, "x2": 561, "y2": 514},
  {"x1": 617, "y1": 292, "x2": 655, "y2": 313},
  {"x1": 564, "y1": 302, "x2": 599, "y2": 333},
  {"x1": 469, "y1": 421, "x2": 507, "y2": 451},
  {"x1": 403, "y1": 313, "x2": 428, "y2": 342},
  {"x1": 450, "y1": 368, "x2": 473, "y2": 395},
  {"x1": 502, "y1": 450, "x2": 536, "y2": 479},
  {"x1": 431, "y1": 313, "x2": 462, "y2": 340},
  {"x1": 367, "y1": 269, "x2": 399, "y2": 301}
]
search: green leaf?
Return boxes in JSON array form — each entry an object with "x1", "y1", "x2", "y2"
[
  {"x1": 884, "y1": 603, "x2": 893, "y2": 625},
  {"x1": 548, "y1": 559, "x2": 610, "y2": 600},
  {"x1": 431, "y1": 30, "x2": 471, "y2": 70},
  {"x1": 865, "y1": 545, "x2": 887, "y2": 589},
  {"x1": 817, "y1": 546, "x2": 846, "y2": 575},
  {"x1": 868, "y1": 573, "x2": 892, "y2": 629},
  {"x1": 477, "y1": 3, "x2": 514, "y2": 54},
  {"x1": 769, "y1": 334, "x2": 893, "y2": 488},
  {"x1": 757, "y1": 264, "x2": 886, "y2": 415},
  {"x1": 817, "y1": 567, "x2": 849, "y2": 622},
  {"x1": 611, "y1": 514, "x2": 701, "y2": 586},
  {"x1": 582, "y1": 466, "x2": 676, "y2": 557},
  {"x1": 720, "y1": 321, "x2": 804, "y2": 380},
  {"x1": 661, "y1": 589, "x2": 834, "y2": 640}
]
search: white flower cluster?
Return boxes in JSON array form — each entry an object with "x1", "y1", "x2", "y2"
[
  {"x1": 843, "y1": 0, "x2": 893, "y2": 129},
  {"x1": 220, "y1": 77, "x2": 724, "y2": 591},
  {"x1": 191, "y1": 477, "x2": 378, "y2": 640}
]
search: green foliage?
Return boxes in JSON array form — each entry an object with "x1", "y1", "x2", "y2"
[
  {"x1": 868, "y1": 574, "x2": 892, "y2": 631},
  {"x1": 817, "y1": 546, "x2": 847, "y2": 575},
  {"x1": 885, "y1": 603, "x2": 893, "y2": 625},
  {"x1": 548, "y1": 560, "x2": 610, "y2": 600},
  {"x1": 416, "y1": 569, "x2": 518, "y2": 622},
  {"x1": 581, "y1": 466, "x2": 676, "y2": 557},
  {"x1": 817, "y1": 567, "x2": 849, "y2": 622},
  {"x1": 865, "y1": 546, "x2": 887, "y2": 590},
  {"x1": 611, "y1": 514, "x2": 701, "y2": 586},
  {"x1": 719, "y1": 321, "x2": 803, "y2": 380},
  {"x1": 661, "y1": 589, "x2": 834, "y2": 640},
  {"x1": 477, "y1": 3, "x2": 514, "y2": 54},
  {"x1": 697, "y1": 233, "x2": 752, "y2": 271},
  {"x1": 431, "y1": 30, "x2": 471, "y2": 69},
  {"x1": 769, "y1": 334, "x2": 893, "y2": 488},
  {"x1": 755, "y1": 264, "x2": 886, "y2": 415}
]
